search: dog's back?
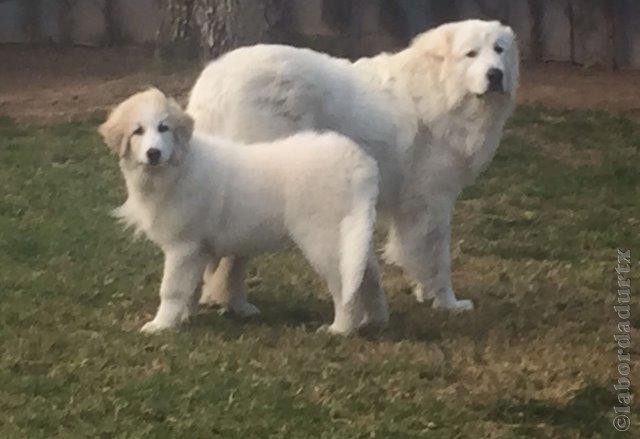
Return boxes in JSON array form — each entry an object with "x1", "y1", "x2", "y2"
[
  {"x1": 195, "y1": 131, "x2": 378, "y2": 225},
  {"x1": 184, "y1": 131, "x2": 378, "y2": 259},
  {"x1": 187, "y1": 45, "x2": 404, "y2": 193}
]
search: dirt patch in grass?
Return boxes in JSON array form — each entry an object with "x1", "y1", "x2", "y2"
[
  {"x1": 520, "y1": 63, "x2": 640, "y2": 118},
  {"x1": 0, "y1": 45, "x2": 199, "y2": 125},
  {"x1": 3, "y1": 45, "x2": 640, "y2": 124}
]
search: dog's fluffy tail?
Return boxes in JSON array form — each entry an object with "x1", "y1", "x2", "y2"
[{"x1": 338, "y1": 155, "x2": 379, "y2": 307}]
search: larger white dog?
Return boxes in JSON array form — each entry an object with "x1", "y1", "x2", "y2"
[{"x1": 188, "y1": 19, "x2": 519, "y2": 314}]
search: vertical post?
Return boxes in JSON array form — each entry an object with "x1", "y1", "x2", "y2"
[
  {"x1": 604, "y1": 0, "x2": 616, "y2": 70},
  {"x1": 104, "y1": 0, "x2": 123, "y2": 46},
  {"x1": 23, "y1": 0, "x2": 42, "y2": 44},
  {"x1": 568, "y1": 0, "x2": 576, "y2": 65},
  {"x1": 528, "y1": 0, "x2": 543, "y2": 62}
]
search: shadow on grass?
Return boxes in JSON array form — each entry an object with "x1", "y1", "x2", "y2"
[
  {"x1": 184, "y1": 284, "x2": 569, "y2": 345},
  {"x1": 364, "y1": 289, "x2": 560, "y2": 345},
  {"x1": 483, "y1": 383, "x2": 612, "y2": 436},
  {"x1": 186, "y1": 292, "x2": 334, "y2": 340}
]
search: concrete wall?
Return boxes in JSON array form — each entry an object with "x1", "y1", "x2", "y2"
[{"x1": 1, "y1": 0, "x2": 639, "y2": 68}]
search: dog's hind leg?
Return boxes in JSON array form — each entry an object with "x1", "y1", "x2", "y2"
[
  {"x1": 200, "y1": 256, "x2": 260, "y2": 317},
  {"x1": 358, "y1": 253, "x2": 389, "y2": 330},
  {"x1": 292, "y1": 229, "x2": 359, "y2": 335},
  {"x1": 317, "y1": 183, "x2": 382, "y2": 335},
  {"x1": 327, "y1": 157, "x2": 385, "y2": 334}
]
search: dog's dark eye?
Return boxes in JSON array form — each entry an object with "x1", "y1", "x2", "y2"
[
  {"x1": 158, "y1": 123, "x2": 169, "y2": 133},
  {"x1": 494, "y1": 45, "x2": 504, "y2": 54},
  {"x1": 466, "y1": 50, "x2": 478, "y2": 58},
  {"x1": 132, "y1": 126, "x2": 144, "y2": 136}
]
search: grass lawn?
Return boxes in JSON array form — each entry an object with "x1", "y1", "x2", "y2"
[{"x1": 1, "y1": 107, "x2": 638, "y2": 437}]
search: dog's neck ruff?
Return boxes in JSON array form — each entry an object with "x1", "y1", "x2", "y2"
[
  {"x1": 357, "y1": 49, "x2": 515, "y2": 182},
  {"x1": 357, "y1": 49, "x2": 514, "y2": 128},
  {"x1": 116, "y1": 158, "x2": 190, "y2": 240}
]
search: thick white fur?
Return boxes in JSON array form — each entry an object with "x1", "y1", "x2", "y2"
[
  {"x1": 188, "y1": 19, "x2": 519, "y2": 314},
  {"x1": 99, "y1": 88, "x2": 388, "y2": 335}
]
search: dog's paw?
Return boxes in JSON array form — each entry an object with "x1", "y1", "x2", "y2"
[
  {"x1": 360, "y1": 308, "x2": 389, "y2": 330},
  {"x1": 316, "y1": 323, "x2": 355, "y2": 336},
  {"x1": 200, "y1": 297, "x2": 260, "y2": 318},
  {"x1": 232, "y1": 301, "x2": 260, "y2": 318},
  {"x1": 198, "y1": 294, "x2": 224, "y2": 308},
  {"x1": 216, "y1": 302, "x2": 260, "y2": 318},
  {"x1": 140, "y1": 320, "x2": 174, "y2": 334},
  {"x1": 432, "y1": 298, "x2": 474, "y2": 312},
  {"x1": 181, "y1": 306, "x2": 197, "y2": 322},
  {"x1": 357, "y1": 317, "x2": 387, "y2": 337},
  {"x1": 359, "y1": 316, "x2": 389, "y2": 331},
  {"x1": 414, "y1": 284, "x2": 435, "y2": 303}
]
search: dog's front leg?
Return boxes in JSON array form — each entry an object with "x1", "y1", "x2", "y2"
[
  {"x1": 141, "y1": 245, "x2": 208, "y2": 333},
  {"x1": 385, "y1": 197, "x2": 474, "y2": 312},
  {"x1": 417, "y1": 207, "x2": 474, "y2": 312}
]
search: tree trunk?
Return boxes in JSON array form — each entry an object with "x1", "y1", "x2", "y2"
[{"x1": 156, "y1": 0, "x2": 287, "y2": 62}]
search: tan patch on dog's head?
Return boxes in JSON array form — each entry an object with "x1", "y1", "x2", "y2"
[
  {"x1": 412, "y1": 23, "x2": 453, "y2": 61},
  {"x1": 165, "y1": 96, "x2": 194, "y2": 148},
  {"x1": 98, "y1": 88, "x2": 194, "y2": 158}
]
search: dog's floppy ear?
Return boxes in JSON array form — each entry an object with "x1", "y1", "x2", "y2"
[
  {"x1": 503, "y1": 24, "x2": 515, "y2": 37},
  {"x1": 167, "y1": 98, "x2": 194, "y2": 146},
  {"x1": 414, "y1": 24, "x2": 452, "y2": 60},
  {"x1": 99, "y1": 106, "x2": 126, "y2": 156}
]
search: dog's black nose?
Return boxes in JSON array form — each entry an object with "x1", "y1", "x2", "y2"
[
  {"x1": 146, "y1": 148, "x2": 161, "y2": 165},
  {"x1": 487, "y1": 68, "x2": 504, "y2": 92}
]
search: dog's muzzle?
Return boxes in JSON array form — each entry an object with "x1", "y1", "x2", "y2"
[{"x1": 486, "y1": 68, "x2": 504, "y2": 93}]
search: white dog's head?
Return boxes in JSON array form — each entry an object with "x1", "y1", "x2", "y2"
[
  {"x1": 410, "y1": 19, "x2": 519, "y2": 100},
  {"x1": 99, "y1": 88, "x2": 194, "y2": 167}
]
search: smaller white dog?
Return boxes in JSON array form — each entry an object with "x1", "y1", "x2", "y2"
[{"x1": 99, "y1": 88, "x2": 388, "y2": 335}]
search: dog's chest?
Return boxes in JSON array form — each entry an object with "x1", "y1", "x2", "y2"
[
  {"x1": 124, "y1": 192, "x2": 198, "y2": 246},
  {"x1": 413, "y1": 114, "x2": 499, "y2": 190}
]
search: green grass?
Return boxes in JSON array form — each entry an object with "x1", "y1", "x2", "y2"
[{"x1": 1, "y1": 107, "x2": 638, "y2": 437}]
